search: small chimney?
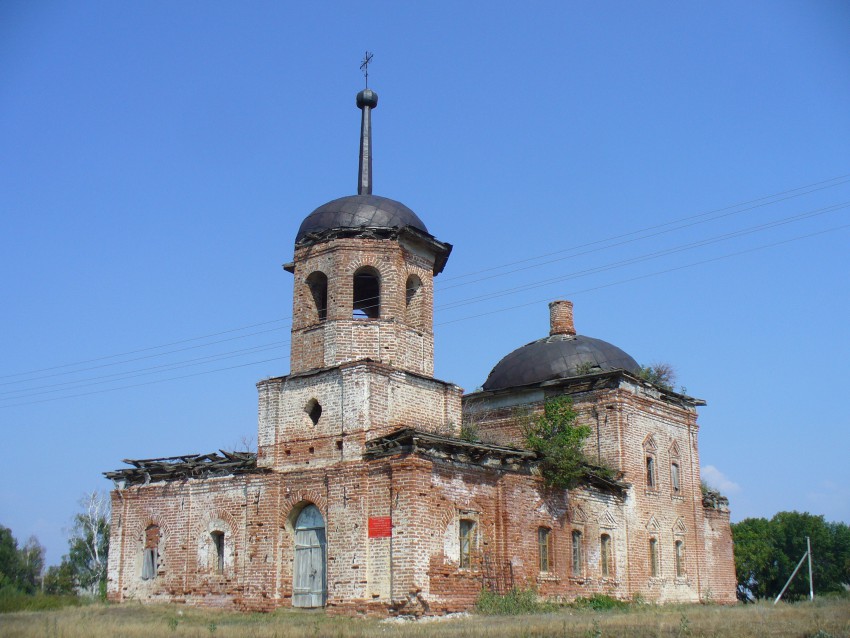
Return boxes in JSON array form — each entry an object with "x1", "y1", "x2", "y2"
[{"x1": 549, "y1": 300, "x2": 576, "y2": 336}]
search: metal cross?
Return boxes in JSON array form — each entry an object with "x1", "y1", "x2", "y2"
[{"x1": 360, "y1": 51, "x2": 373, "y2": 87}]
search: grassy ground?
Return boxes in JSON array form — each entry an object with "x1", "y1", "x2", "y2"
[{"x1": 0, "y1": 596, "x2": 847, "y2": 638}]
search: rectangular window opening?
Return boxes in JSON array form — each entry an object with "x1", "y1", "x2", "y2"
[
  {"x1": 538, "y1": 527, "x2": 551, "y2": 573},
  {"x1": 571, "y1": 530, "x2": 583, "y2": 574},
  {"x1": 212, "y1": 531, "x2": 225, "y2": 574},
  {"x1": 459, "y1": 519, "x2": 476, "y2": 569},
  {"x1": 600, "y1": 534, "x2": 611, "y2": 578},
  {"x1": 649, "y1": 538, "x2": 659, "y2": 578},
  {"x1": 646, "y1": 456, "x2": 656, "y2": 489},
  {"x1": 671, "y1": 462, "x2": 681, "y2": 493},
  {"x1": 142, "y1": 524, "x2": 160, "y2": 580},
  {"x1": 141, "y1": 548, "x2": 157, "y2": 580}
]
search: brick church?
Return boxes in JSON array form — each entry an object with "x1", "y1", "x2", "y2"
[{"x1": 104, "y1": 85, "x2": 736, "y2": 613}]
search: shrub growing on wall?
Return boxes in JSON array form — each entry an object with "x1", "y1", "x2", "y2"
[{"x1": 522, "y1": 396, "x2": 592, "y2": 489}]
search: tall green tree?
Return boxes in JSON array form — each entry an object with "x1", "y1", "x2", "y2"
[
  {"x1": 732, "y1": 517, "x2": 776, "y2": 600},
  {"x1": 0, "y1": 526, "x2": 45, "y2": 594},
  {"x1": 42, "y1": 560, "x2": 76, "y2": 595},
  {"x1": 732, "y1": 511, "x2": 850, "y2": 600},
  {"x1": 16, "y1": 536, "x2": 45, "y2": 594},
  {"x1": 0, "y1": 525, "x2": 20, "y2": 590}
]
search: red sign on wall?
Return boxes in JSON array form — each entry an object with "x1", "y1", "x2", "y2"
[{"x1": 368, "y1": 516, "x2": 392, "y2": 538}]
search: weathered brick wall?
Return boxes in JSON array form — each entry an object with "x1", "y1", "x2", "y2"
[
  {"x1": 107, "y1": 473, "x2": 279, "y2": 610},
  {"x1": 701, "y1": 507, "x2": 737, "y2": 602},
  {"x1": 257, "y1": 361, "x2": 462, "y2": 471},
  {"x1": 462, "y1": 385, "x2": 625, "y2": 471},
  {"x1": 108, "y1": 461, "x2": 397, "y2": 612},
  {"x1": 290, "y1": 238, "x2": 436, "y2": 376},
  {"x1": 462, "y1": 375, "x2": 736, "y2": 604},
  {"x1": 107, "y1": 438, "x2": 734, "y2": 613},
  {"x1": 105, "y1": 452, "x2": 610, "y2": 612},
  {"x1": 405, "y1": 460, "x2": 633, "y2": 610}
]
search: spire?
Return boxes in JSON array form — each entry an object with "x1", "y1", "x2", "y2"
[{"x1": 356, "y1": 52, "x2": 377, "y2": 195}]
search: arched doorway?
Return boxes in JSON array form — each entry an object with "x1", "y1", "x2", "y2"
[{"x1": 293, "y1": 504, "x2": 326, "y2": 607}]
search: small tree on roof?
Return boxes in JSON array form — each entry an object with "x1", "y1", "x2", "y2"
[{"x1": 522, "y1": 396, "x2": 592, "y2": 489}]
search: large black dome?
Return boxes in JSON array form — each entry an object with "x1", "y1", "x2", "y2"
[
  {"x1": 482, "y1": 333, "x2": 640, "y2": 392},
  {"x1": 295, "y1": 194, "x2": 428, "y2": 243}
]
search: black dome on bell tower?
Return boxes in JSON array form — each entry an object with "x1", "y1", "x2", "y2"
[
  {"x1": 295, "y1": 194, "x2": 428, "y2": 243},
  {"x1": 294, "y1": 86, "x2": 431, "y2": 246}
]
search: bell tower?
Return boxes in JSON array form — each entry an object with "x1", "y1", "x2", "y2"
[
  {"x1": 285, "y1": 87, "x2": 452, "y2": 377},
  {"x1": 257, "y1": 83, "x2": 460, "y2": 471}
]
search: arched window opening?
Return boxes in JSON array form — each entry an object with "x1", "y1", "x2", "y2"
[
  {"x1": 675, "y1": 540, "x2": 685, "y2": 577},
  {"x1": 142, "y1": 524, "x2": 160, "y2": 580},
  {"x1": 459, "y1": 519, "x2": 476, "y2": 569},
  {"x1": 306, "y1": 399, "x2": 322, "y2": 426},
  {"x1": 571, "y1": 530, "x2": 583, "y2": 574},
  {"x1": 406, "y1": 274, "x2": 422, "y2": 307},
  {"x1": 405, "y1": 274, "x2": 424, "y2": 328},
  {"x1": 649, "y1": 537, "x2": 659, "y2": 577},
  {"x1": 671, "y1": 462, "x2": 681, "y2": 494},
  {"x1": 306, "y1": 272, "x2": 328, "y2": 322},
  {"x1": 600, "y1": 534, "x2": 612, "y2": 578},
  {"x1": 352, "y1": 267, "x2": 380, "y2": 319},
  {"x1": 646, "y1": 455, "x2": 656, "y2": 489},
  {"x1": 211, "y1": 531, "x2": 225, "y2": 574},
  {"x1": 538, "y1": 527, "x2": 552, "y2": 572}
]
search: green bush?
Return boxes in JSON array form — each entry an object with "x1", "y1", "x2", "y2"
[
  {"x1": 0, "y1": 585, "x2": 82, "y2": 613},
  {"x1": 522, "y1": 397, "x2": 591, "y2": 489},
  {"x1": 637, "y1": 363, "x2": 677, "y2": 391},
  {"x1": 475, "y1": 588, "x2": 553, "y2": 615},
  {"x1": 571, "y1": 594, "x2": 629, "y2": 611}
]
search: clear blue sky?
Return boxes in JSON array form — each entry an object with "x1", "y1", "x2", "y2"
[{"x1": 2, "y1": 1, "x2": 848, "y2": 566}]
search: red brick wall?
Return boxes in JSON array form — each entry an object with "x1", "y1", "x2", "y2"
[
  {"x1": 290, "y1": 238, "x2": 437, "y2": 377},
  {"x1": 462, "y1": 376, "x2": 737, "y2": 604},
  {"x1": 256, "y1": 360, "x2": 463, "y2": 471},
  {"x1": 701, "y1": 507, "x2": 737, "y2": 602},
  {"x1": 107, "y1": 433, "x2": 734, "y2": 614}
]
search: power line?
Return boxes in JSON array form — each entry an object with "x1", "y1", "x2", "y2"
[
  {"x1": 2, "y1": 173, "x2": 849, "y2": 381},
  {"x1": 437, "y1": 179, "x2": 850, "y2": 291},
  {"x1": 436, "y1": 201, "x2": 849, "y2": 311},
  {"x1": 438, "y1": 173, "x2": 850, "y2": 284},
  {"x1": 1, "y1": 197, "x2": 845, "y2": 395},
  {"x1": 0, "y1": 355, "x2": 289, "y2": 409},
  {"x1": 2, "y1": 222, "x2": 846, "y2": 409},
  {"x1": 436, "y1": 222, "x2": 850, "y2": 326},
  {"x1": 0, "y1": 317, "x2": 289, "y2": 381},
  {"x1": 0, "y1": 340, "x2": 290, "y2": 401},
  {"x1": 0, "y1": 324, "x2": 289, "y2": 387}
]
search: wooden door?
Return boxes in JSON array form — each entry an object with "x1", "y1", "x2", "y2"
[{"x1": 293, "y1": 504, "x2": 326, "y2": 607}]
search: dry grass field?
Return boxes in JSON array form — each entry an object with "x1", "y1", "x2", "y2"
[{"x1": 0, "y1": 596, "x2": 848, "y2": 638}]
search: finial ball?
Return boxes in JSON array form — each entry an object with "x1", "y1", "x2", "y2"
[{"x1": 356, "y1": 89, "x2": 379, "y2": 109}]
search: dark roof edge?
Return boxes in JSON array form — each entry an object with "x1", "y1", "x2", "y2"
[
  {"x1": 364, "y1": 426, "x2": 538, "y2": 461},
  {"x1": 363, "y1": 427, "x2": 628, "y2": 495},
  {"x1": 258, "y1": 357, "x2": 463, "y2": 390},
  {"x1": 293, "y1": 226, "x2": 452, "y2": 275},
  {"x1": 465, "y1": 369, "x2": 706, "y2": 407},
  {"x1": 104, "y1": 450, "x2": 266, "y2": 487}
]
